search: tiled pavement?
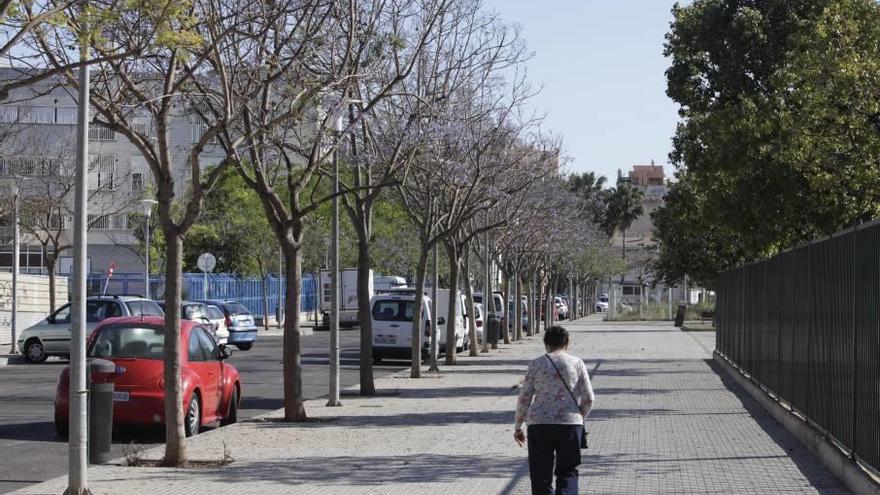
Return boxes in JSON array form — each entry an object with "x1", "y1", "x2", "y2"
[{"x1": 14, "y1": 317, "x2": 849, "y2": 494}]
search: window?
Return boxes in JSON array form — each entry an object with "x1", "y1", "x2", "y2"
[
  {"x1": 195, "y1": 328, "x2": 219, "y2": 360},
  {"x1": 372, "y1": 300, "x2": 416, "y2": 322},
  {"x1": 90, "y1": 155, "x2": 116, "y2": 190},
  {"x1": 206, "y1": 305, "x2": 224, "y2": 320},
  {"x1": 90, "y1": 325, "x2": 164, "y2": 359},
  {"x1": 52, "y1": 304, "x2": 72, "y2": 324},
  {"x1": 126, "y1": 300, "x2": 164, "y2": 317},
  {"x1": 131, "y1": 173, "x2": 143, "y2": 191},
  {"x1": 622, "y1": 286, "x2": 639, "y2": 296},
  {"x1": 222, "y1": 302, "x2": 250, "y2": 316},
  {"x1": 191, "y1": 121, "x2": 218, "y2": 145},
  {"x1": 188, "y1": 330, "x2": 207, "y2": 362},
  {"x1": 112, "y1": 214, "x2": 127, "y2": 230}
]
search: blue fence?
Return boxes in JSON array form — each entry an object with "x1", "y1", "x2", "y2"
[{"x1": 82, "y1": 272, "x2": 318, "y2": 318}]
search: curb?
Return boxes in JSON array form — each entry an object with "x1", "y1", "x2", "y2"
[
  {"x1": 714, "y1": 351, "x2": 880, "y2": 495},
  {"x1": 0, "y1": 354, "x2": 25, "y2": 366}
]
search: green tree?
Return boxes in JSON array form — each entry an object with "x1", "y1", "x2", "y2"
[
  {"x1": 604, "y1": 182, "x2": 644, "y2": 265},
  {"x1": 567, "y1": 171, "x2": 608, "y2": 226},
  {"x1": 654, "y1": 0, "x2": 880, "y2": 286}
]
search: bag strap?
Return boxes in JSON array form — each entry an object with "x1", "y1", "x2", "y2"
[{"x1": 545, "y1": 354, "x2": 581, "y2": 412}]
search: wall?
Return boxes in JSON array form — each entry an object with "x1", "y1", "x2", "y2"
[{"x1": 0, "y1": 272, "x2": 68, "y2": 346}]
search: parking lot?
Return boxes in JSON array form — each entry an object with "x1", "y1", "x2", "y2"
[{"x1": 0, "y1": 329, "x2": 405, "y2": 494}]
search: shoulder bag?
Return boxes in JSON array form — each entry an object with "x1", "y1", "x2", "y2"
[{"x1": 545, "y1": 354, "x2": 589, "y2": 449}]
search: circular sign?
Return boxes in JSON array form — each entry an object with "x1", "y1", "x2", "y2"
[{"x1": 197, "y1": 252, "x2": 217, "y2": 273}]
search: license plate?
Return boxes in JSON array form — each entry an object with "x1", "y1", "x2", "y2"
[
  {"x1": 376, "y1": 335, "x2": 396, "y2": 344},
  {"x1": 113, "y1": 391, "x2": 130, "y2": 402}
]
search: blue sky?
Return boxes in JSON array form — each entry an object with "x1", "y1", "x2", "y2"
[{"x1": 486, "y1": 0, "x2": 680, "y2": 184}]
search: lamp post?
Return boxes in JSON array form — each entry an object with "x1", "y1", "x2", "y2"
[
  {"x1": 139, "y1": 199, "x2": 157, "y2": 300},
  {"x1": 327, "y1": 115, "x2": 343, "y2": 407},
  {"x1": 9, "y1": 183, "x2": 19, "y2": 354}
]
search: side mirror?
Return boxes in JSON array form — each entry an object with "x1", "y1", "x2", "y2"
[
  {"x1": 219, "y1": 345, "x2": 233, "y2": 360},
  {"x1": 437, "y1": 317, "x2": 446, "y2": 325}
]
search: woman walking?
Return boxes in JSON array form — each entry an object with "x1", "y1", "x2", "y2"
[{"x1": 514, "y1": 325, "x2": 594, "y2": 495}]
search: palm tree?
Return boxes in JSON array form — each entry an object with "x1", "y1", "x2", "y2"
[
  {"x1": 605, "y1": 182, "x2": 644, "y2": 265},
  {"x1": 567, "y1": 171, "x2": 608, "y2": 223}
]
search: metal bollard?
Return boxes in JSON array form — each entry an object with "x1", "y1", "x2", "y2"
[{"x1": 88, "y1": 358, "x2": 115, "y2": 465}]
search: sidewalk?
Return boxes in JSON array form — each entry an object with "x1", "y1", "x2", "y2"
[{"x1": 14, "y1": 317, "x2": 849, "y2": 494}]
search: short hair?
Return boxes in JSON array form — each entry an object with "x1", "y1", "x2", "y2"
[{"x1": 544, "y1": 326, "x2": 569, "y2": 350}]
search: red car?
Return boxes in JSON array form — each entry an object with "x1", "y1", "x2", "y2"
[{"x1": 55, "y1": 316, "x2": 241, "y2": 437}]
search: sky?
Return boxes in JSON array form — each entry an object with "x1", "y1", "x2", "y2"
[{"x1": 486, "y1": 0, "x2": 681, "y2": 184}]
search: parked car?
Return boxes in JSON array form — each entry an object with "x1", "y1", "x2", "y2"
[
  {"x1": 595, "y1": 297, "x2": 609, "y2": 312},
  {"x1": 473, "y1": 292, "x2": 506, "y2": 329},
  {"x1": 554, "y1": 296, "x2": 569, "y2": 320},
  {"x1": 370, "y1": 293, "x2": 432, "y2": 363},
  {"x1": 156, "y1": 301, "x2": 212, "y2": 326},
  {"x1": 54, "y1": 316, "x2": 241, "y2": 437},
  {"x1": 435, "y1": 289, "x2": 468, "y2": 353},
  {"x1": 474, "y1": 303, "x2": 485, "y2": 343},
  {"x1": 507, "y1": 300, "x2": 529, "y2": 331},
  {"x1": 194, "y1": 300, "x2": 258, "y2": 351},
  {"x1": 205, "y1": 304, "x2": 229, "y2": 344},
  {"x1": 18, "y1": 295, "x2": 164, "y2": 363}
]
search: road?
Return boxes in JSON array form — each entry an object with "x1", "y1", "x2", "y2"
[{"x1": 0, "y1": 329, "x2": 406, "y2": 494}]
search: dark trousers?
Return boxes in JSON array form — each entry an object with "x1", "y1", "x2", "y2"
[{"x1": 527, "y1": 424, "x2": 582, "y2": 495}]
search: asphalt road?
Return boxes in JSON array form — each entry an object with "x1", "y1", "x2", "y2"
[{"x1": 0, "y1": 329, "x2": 406, "y2": 494}]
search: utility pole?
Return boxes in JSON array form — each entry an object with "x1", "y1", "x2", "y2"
[
  {"x1": 429, "y1": 244, "x2": 439, "y2": 371},
  {"x1": 139, "y1": 199, "x2": 157, "y2": 300},
  {"x1": 327, "y1": 116, "x2": 342, "y2": 407},
  {"x1": 66, "y1": 37, "x2": 91, "y2": 495},
  {"x1": 10, "y1": 184, "x2": 19, "y2": 354}
]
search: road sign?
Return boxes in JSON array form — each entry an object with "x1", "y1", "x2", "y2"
[{"x1": 197, "y1": 253, "x2": 216, "y2": 273}]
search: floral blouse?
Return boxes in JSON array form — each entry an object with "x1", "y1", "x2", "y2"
[{"x1": 515, "y1": 351, "x2": 595, "y2": 429}]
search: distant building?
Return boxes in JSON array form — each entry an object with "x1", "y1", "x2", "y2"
[{"x1": 611, "y1": 160, "x2": 668, "y2": 249}]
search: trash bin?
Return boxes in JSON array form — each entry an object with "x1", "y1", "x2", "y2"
[
  {"x1": 674, "y1": 304, "x2": 687, "y2": 328},
  {"x1": 487, "y1": 315, "x2": 500, "y2": 345},
  {"x1": 88, "y1": 358, "x2": 115, "y2": 465}
]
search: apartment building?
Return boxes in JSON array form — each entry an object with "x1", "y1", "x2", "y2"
[{"x1": 0, "y1": 68, "x2": 227, "y2": 279}]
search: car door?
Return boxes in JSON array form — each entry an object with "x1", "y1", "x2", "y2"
[
  {"x1": 193, "y1": 327, "x2": 222, "y2": 419},
  {"x1": 41, "y1": 303, "x2": 71, "y2": 354}
]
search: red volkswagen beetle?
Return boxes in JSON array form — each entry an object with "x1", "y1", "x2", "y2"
[{"x1": 54, "y1": 316, "x2": 241, "y2": 437}]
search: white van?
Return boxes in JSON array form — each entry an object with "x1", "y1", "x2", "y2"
[
  {"x1": 370, "y1": 293, "x2": 432, "y2": 363},
  {"x1": 374, "y1": 276, "x2": 408, "y2": 293},
  {"x1": 434, "y1": 289, "x2": 468, "y2": 353}
]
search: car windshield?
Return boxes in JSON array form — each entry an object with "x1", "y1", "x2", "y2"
[
  {"x1": 182, "y1": 304, "x2": 206, "y2": 320},
  {"x1": 206, "y1": 306, "x2": 224, "y2": 319},
  {"x1": 224, "y1": 302, "x2": 250, "y2": 316},
  {"x1": 126, "y1": 300, "x2": 164, "y2": 317},
  {"x1": 372, "y1": 300, "x2": 416, "y2": 322},
  {"x1": 89, "y1": 325, "x2": 164, "y2": 359}
]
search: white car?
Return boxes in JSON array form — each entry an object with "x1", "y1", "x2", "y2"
[
  {"x1": 370, "y1": 293, "x2": 432, "y2": 363},
  {"x1": 205, "y1": 304, "x2": 229, "y2": 344},
  {"x1": 17, "y1": 295, "x2": 164, "y2": 363},
  {"x1": 595, "y1": 300, "x2": 609, "y2": 312}
]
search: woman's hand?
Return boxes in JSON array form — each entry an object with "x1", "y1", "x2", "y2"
[{"x1": 514, "y1": 429, "x2": 526, "y2": 447}]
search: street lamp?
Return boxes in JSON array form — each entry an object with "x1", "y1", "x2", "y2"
[
  {"x1": 9, "y1": 183, "x2": 19, "y2": 354},
  {"x1": 139, "y1": 199, "x2": 158, "y2": 300}
]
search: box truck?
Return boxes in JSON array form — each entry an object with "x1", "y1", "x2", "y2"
[{"x1": 320, "y1": 268, "x2": 373, "y2": 327}]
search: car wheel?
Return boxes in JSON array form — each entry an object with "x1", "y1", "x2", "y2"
[
  {"x1": 24, "y1": 338, "x2": 48, "y2": 363},
  {"x1": 236, "y1": 343, "x2": 253, "y2": 351},
  {"x1": 221, "y1": 387, "x2": 238, "y2": 426},
  {"x1": 185, "y1": 394, "x2": 201, "y2": 437}
]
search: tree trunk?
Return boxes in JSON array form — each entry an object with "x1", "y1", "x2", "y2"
[
  {"x1": 261, "y1": 273, "x2": 270, "y2": 331},
  {"x1": 501, "y1": 271, "x2": 511, "y2": 344},
  {"x1": 410, "y1": 245, "x2": 429, "y2": 378},
  {"x1": 463, "y1": 250, "x2": 479, "y2": 357},
  {"x1": 525, "y1": 276, "x2": 533, "y2": 337},
  {"x1": 46, "y1": 250, "x2": 57, "y2": 312},
  {"x1": 445, "y1": 248, "x2": 460, "y2": 366},
  {"x1": 535, "y1": 273, "x2": 543, "y2": 335},
  {"x1": 282, "y1": 241, "x2": 307, "y2": 421},
  {"x1": 356, "y1": 239, "x2": 375, "y2": 395},
  {"x1": 514, "y1": 271, "x2": 523, "y2": 341},
  {"x1": 161, "y1": 232, "x2": 186, "y2": 467}
]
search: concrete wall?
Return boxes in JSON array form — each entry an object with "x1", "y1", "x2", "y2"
[{"x1": 0, "y1": 272, "x2": 67, "y2": 347}]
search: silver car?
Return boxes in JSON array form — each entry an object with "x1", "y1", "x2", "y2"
[{"x1": 17, "y1": 295, "x2": 164, "y2": 363}]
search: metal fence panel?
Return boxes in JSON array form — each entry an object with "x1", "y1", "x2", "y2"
[{"x1": 717, "y1": 223, "x2": 880, "y2": 473}]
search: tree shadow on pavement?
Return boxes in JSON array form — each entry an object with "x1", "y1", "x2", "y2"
[{"x1": 707, "y1": 358, "x2": 849, "y2": 493}]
